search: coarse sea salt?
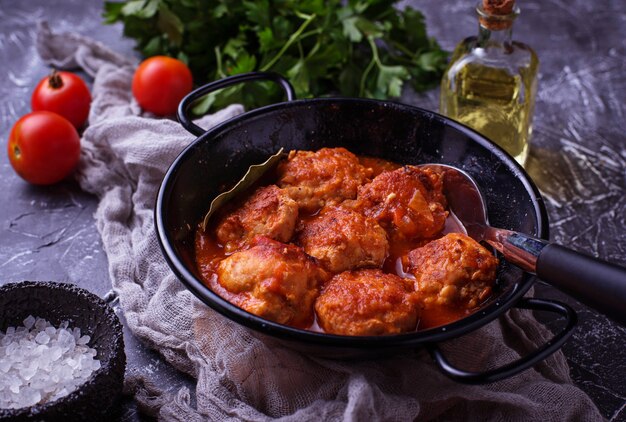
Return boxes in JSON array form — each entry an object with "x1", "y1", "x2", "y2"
[{"x1": 0, "y1": 316, "x2": 101, "y2": 410}]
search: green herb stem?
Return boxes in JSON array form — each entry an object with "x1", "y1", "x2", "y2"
[
  {"x1": 260, "y1": 13, "x2": 317, "y2": 72},
  {"x1": 359, "y1": 36, "x2": 379, "y2": 97},
  {"x1": 214, "y1": 46, "x2": 226, "y2": 78}
]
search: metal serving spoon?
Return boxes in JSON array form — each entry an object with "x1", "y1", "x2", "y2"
[{"x1": 422, "y1": 164, "x2": 626, "y2": 326}]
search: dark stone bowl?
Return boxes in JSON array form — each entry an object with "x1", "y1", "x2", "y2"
[{"x1": 0, "y1": 281, "x2": 125, "y2": 421}]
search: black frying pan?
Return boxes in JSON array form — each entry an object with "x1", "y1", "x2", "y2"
[{"x1": 155, "y1": 72, "x2": 576, "y2": 384}]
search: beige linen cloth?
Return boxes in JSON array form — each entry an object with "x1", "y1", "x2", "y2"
[{"x1": 36, "y1": 22, "x2": 603, "y2": 421}]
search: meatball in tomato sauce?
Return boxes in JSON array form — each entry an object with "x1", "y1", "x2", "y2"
[
  {"x1": 276, "y1": 147, "x2": 373, "y2": 213},
  {"x1": 315, "y1": 269, "x2": 420, "y2": 336},
  {"x1": 296, "y1": 205, "x2": 388, "y2": 273},
  {"x1": 407, "y1": 233, "x2": 498, "y2": 309},
  {"x1": 216, "y1": 237, "x2": 327, "y2": 328},
  {"x1": 356, "y1": 166, "x2": 447, "y2": 241},
  {"x1": 214, "y1": 185, "x2": 298, "y2": 252}
]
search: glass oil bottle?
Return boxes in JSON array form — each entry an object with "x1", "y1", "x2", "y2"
[{"x1": 440, "y1": 0, "x2": 538, "y2": 166}]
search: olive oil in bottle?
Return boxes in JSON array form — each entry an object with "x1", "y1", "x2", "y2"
[{"x1": 440, "y1": 0, "x2": 538, "y2": 166}]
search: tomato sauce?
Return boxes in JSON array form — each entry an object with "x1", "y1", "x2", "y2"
[{"x1": 195, "y1": 154, "x2": 486, "y2": 333}]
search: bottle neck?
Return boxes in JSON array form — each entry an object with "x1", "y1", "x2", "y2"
[
  {"x1": 475, "y1": 2, "x2": 518, "y2": 49},
  {"x1": 477, "y1": 24, "x2": 513, "y2": 49}
]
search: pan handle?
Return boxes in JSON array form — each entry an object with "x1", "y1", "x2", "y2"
[
  {"x1": 426, "y1": 297, "x2": 577, "y2": 384},
  {"x1": 486, "y1": 228, "x2": 626, "y2": 327},
  {"x1": 177, "y1": 72, "x2": 296, "y2": 137}
]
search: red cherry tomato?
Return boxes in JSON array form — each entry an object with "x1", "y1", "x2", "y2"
[
  {"x1": 7, "y1": 111, "x2": 81, "y2": 185},
  {"x1": 31, "y1": 70, "x2": 91, "y2": 129},
  {"x1": 132, "y1": 56, "x2": 193, "y2": 116}
]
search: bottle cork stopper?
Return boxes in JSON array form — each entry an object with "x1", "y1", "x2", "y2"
[
  {"x1": 479, "y1": 0, "x2": 517, "y2": 30},
  {"x1": 483, "y1": 0, "x2": 515, "y2": 15}
]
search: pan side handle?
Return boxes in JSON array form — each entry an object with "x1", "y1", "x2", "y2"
[
  {"x1": 177, "y1": 72, "x2": 296, "y2": 137},
  {"x1": 426, "y1": 298, "x2": 577, "y2": 384}
]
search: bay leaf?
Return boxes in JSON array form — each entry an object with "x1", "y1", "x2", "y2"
[{"x1": 201, "y1": 148, "x2": 286, "y2": 232}]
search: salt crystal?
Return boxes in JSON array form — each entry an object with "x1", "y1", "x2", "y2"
[
  {"x1": 6, "y1": 342, "x2": 18, "y2": 355},
  {"x1": 56, "y1": 330, "x2": 75, "y2": 352},
  {"x1": 29, "y1": 376, "x2": 46, "y2": 390},
  {"x1": 57, "y1": 365, "x2": 72, "y2": 380},
  {"x1": 18, "y1": 366, "x2": 36, "y2": 381},
  {"x1": 34, "y1": 332, "x2": 50, "y2": 345},
  {"x1": 49, "y1": 346, "x2": 63, "y2": 361},
  {"x1": 42, "y1": 382, "x2": 57, "y2": 393},
  {"x1": 0, "y1": 317, "x2": 101, "y2": 410},
  {"x1": 20, "y1": 387, "x2": 41, "y2": 408},
  {"x1": 77, "y1": 335, "x2": 90, "y2": 346},
  {"x1": 50, "y1": 387, "x2": 68, "y2": 402},
  {"x1": 34, "y1": 318, "x2": 47, "y2": 331},
  {"x1": 72, "y1": 327, "x2": 81, "y2": 340},
  {"x1": 23, "y1": 316, "x2": 36, "y2": 330}
]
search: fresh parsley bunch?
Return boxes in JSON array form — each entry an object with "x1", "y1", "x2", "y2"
[{"x1": 104, "y1": 0, "x2": 448, "y2": 113}]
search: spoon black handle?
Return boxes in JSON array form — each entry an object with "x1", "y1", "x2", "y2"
[
  {"x1": 488, "y1": 228, "x2": 626, "y2": 326},
  {"x1": 536, "y1": 244, "x2": 626, "y2": 327}
]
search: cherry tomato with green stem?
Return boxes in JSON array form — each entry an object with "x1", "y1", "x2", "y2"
[
  {"x1": 7, "y1": 111, "x2": 81, "y2": 185},
  {"x1": 132, "y1": 56, "x2": 193, "y2": 116},
  {"x1": 31, "y1": 69, "x2": 91, "y2": 129}
]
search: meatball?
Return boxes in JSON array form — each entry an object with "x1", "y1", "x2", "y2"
[
  {"x1": 315, "y1": 269, "x2": 419, "y2": 336},
  {"x1": 214, "y1": 185, "x2": 298, "y2": 252},
  {"x1": 216, "y1": 237, "x2": 326, "y2": 327},
  {"x1": 407, "y1": 233, "x2": 498, "y2": 309},
  {"x1": 277, "y1": 147, "x2": 373, "y2": 213},
  {"x1": 296, "y1": 205, "x2": 388, "y2": 273},
  {"x1": 357, "y1": 166, "x2": 447, "y2": 241}
]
